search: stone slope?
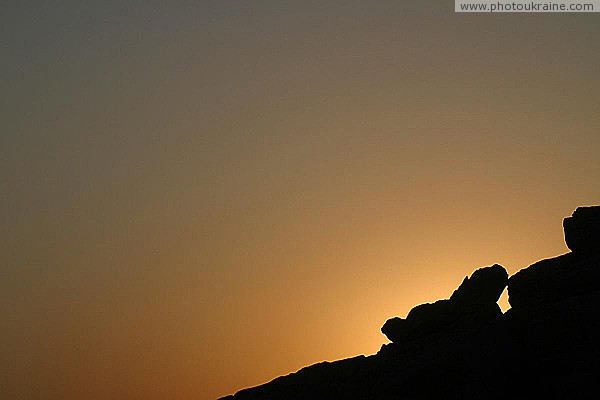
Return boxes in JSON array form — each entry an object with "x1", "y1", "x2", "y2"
[{"x1": 219, "y1": 206, "x2": 600, "y2": 400}]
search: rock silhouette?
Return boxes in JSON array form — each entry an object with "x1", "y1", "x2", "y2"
[
  {"x1": 450, "y1": 263, "x2": 508, "y2": 305},
  {"x1": 381, "y1": 264, "x2": 507, "y2": 344},
  {"x1": 219, "y1": 206, "x2": 600, "y2": 400},
  {"x1": 563, "y1": 205, "x2": 600, "y2": 255}
]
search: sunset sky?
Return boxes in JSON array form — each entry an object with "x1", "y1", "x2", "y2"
[{"x1": 2, "y1": 1, "x2": 599, "y2": 399}]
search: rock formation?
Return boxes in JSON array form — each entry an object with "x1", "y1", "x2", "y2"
[
  {"x1": 219, "y1": 206, "x2": 600, "y2": 400},
  {"x1": 563, "y1": 205, "x2": 600, "y2": 255},
  {"x1": 381, "y1": 264, "x2": 507, "y2": 344}
]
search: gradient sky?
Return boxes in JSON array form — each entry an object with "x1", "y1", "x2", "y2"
[{"x1": 2, "y1": 1, "x2": 599, "y2": 399}]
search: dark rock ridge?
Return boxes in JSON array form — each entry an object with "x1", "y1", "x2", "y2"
[
  {"x1": 219, "y1": 206, "x2": 600, "y2": 400},
  {"x1": 381, "y1": 264, "x2": 507, "y2": 344}
]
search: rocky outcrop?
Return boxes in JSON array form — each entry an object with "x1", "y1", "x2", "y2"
[
  {"x1": 450, "y1": 264, "x2": 508, "y2": 306},
  {"x1": 381, "y1": 264, "x2": 507, "y2": 343},
  {"x1": 508, "y1": 206, "x2": 600, "y2": 310},
  {"x1": 563, "y1": 205, "x2": 600, "y2": 255},
  {"x1": 507, "y1": 252, "x2": 600, "y2": 309},
  {"x1": 219, "y1": 206, "x2": 600, "y2": 400},
  {"x1": 500, "y1": 205, "x2": 600, "y2": 399}
]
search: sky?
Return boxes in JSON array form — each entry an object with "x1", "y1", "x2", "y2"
[{"x1": 1, "y1": 1, "x2": 599, "y2": 399}]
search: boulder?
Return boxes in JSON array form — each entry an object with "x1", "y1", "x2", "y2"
[
  {"x1": 381, "y1": 317, "x2": 407, "y2": 343},
  {"x1": 563, "y1": 205, "x2": 600, "y2": 256},
  {"x1": 507, "y1": 253, "x2": 600, "y2": 309},
  {"x1": 382, "y1": 300, "x2": 457, "y2": 343},
  {"x1": 450, "y1": 264, "x2": 508, "y2": 307}
]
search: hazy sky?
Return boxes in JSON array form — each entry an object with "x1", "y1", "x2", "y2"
[{"x1": 2, "y1": 1, "x2": 599, "y2": 399}]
